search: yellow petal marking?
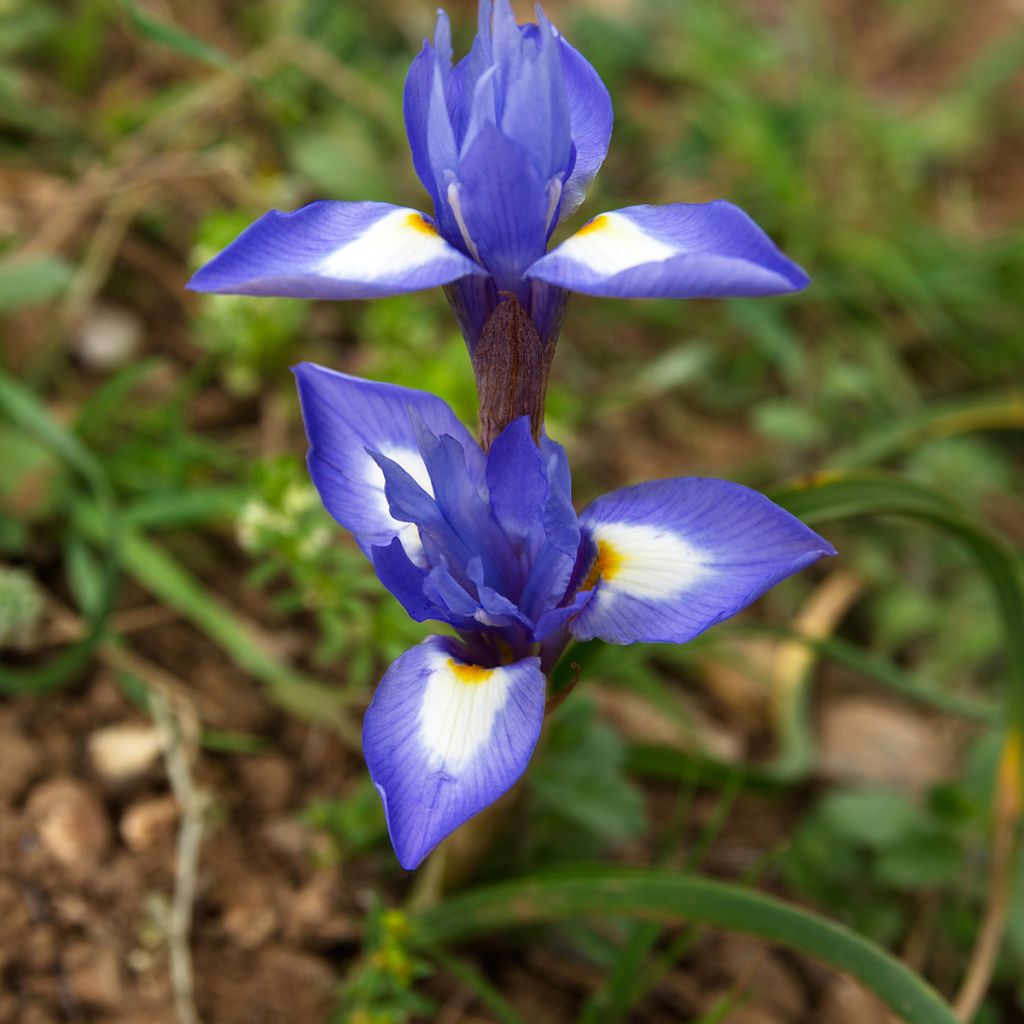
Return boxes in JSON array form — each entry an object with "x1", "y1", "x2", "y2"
[
  {"x1": 447, "y1": 659, "x2": 494, "y2": 686},
  {"x1": 406, "y1": 212, "x2": 439, "y2": 236},
  {"x1": 582, "y1": 539, "x2": 624, "y2": 591},
  {"x1": 574, "y1": 214, "x2": 608, "y2": 238}
]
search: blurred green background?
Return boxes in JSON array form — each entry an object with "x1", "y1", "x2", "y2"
[{"x1": 1, "y1": 1, "x2": 1023, "y2": 1022}]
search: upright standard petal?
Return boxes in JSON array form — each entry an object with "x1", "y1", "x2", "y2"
[
  {"x1": 363, "y1": 636, "x2": 545, "y2": 869},
  {"x1": 188, "y1": 201, "x2": 482, "y2": 300},
  {"x1": 455, "y1": 125, "x2": 551, "y2": 293},
  {"x1": 404, "y1": 39, "x2": 445, "y2": 205},
  {"x1": 556, "y1": 34, "x2": 613, "y2": 221},
  {"x1": 527, "y1": 202, "x2": 809, "y2": 298},
  {"x1": 499, "y1": 13, "x2": 572, "y2": 191},
  {"x1": 570, "y1": 478, "x2": 835, "y2": 644},
  {"x1": 293, "y1": 363, "x2": 485, "y2": 565}
]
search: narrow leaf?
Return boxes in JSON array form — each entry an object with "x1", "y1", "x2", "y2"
[{"x1": 413, "y1": 867, "x2": 959, "y2": 1024}]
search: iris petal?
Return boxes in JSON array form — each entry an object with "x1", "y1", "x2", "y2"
[
  {"x1": 293, "y1": 363, "x2": 484, "y2": 565},
  {"x1": 188, "y1": 201, "x2": 482, "y2": 300},
  {"x1": 500, "y1": 14, "x2": 571, "y2": 187},
  {"x1": 456, "y1": 125, "x2": 550, "y2": 291},
  {"x1": 527, "y1": 201, "x2": 809, "y2": 298},
  {"x1": 570, "y1": 478, "x2": 835, "y2": 644},
  {"x1": 556, "y1": 34, "x2": 613, "y2": 221},
  {"x1": 363, "y1": 635, "x2": 545, "y2": 869}
]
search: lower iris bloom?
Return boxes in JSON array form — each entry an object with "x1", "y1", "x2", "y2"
[
  {"x1": 295, "y1": 363, "x2": 835, "y2": 869},
  {"x1": 188, "y1": 1, "x2": 808, "y2": 360}
]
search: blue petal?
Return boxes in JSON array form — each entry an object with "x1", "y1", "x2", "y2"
[
  {"x1": 404, "y1": 42, "x2": 443, "y2": 206},
  {"x1": 486, "y1": 417, "x2": 549, "y2": 552},
  {"x1": 363, "y1": 635, "x2": 545, "y2": 869},
  {"x1": 518, "y1": 434, "x2": 581, "y2": 627},
  {"x1": 527, "y1": 202, "x2": 809, "y2": 298},
  {"x1": 527, "y1": 278, "x2": 571, "y2": 346},
  {"x1": 187, "y1": 201, "x2": 482, "y2": 300},
  {"x1": 499, "y1": 14, "x2": 572, "y2": 188},
  {"x1": 455, "y1": 124, "x2": 550, "y2": 292},
  {"x1": 556, "y1": 33, "x2": 613, "y2": 220},
  {"x1": 293, "y1": 363, "x2": 484, "y2": 564},
  {"x1": 483, "y1": 420, "x2": 582, "y2": 630},
  {"x1": 410, "y1": 418, "x2": 515, "y2": 595},
  {"x1": 570, "y1": 478, "x2": 835, "y2": 644},
  {"x1": 447, "y1": 28, "x2": 491, "y2": 147},
  {"x1": 370, "y1": 538, "x2": 440, "y2": 623},
  {"x1": 423, "y1": 559, "x2": 483, "y2": 621},
  {"x1": 443, "y1": 274, "x2": 501, "y2": 352}
]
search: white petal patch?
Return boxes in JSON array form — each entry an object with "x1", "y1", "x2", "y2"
[
  {"x1": 318, "y1": 209, "x2": 461, "y2": 282},
  {"x1": 587, "y1": 521, "x2": 711, "y2": 601},
  {"x1": 418, "y1": 651, "x2": 514, "y2": 776},
  {"x1": 363, "y1": 445, "x2": 434, "y2": 566},
  {"x1": 551, "y1": 212, "x2": 676, "y2": 277}
]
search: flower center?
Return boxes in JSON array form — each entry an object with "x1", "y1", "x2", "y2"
[
  {"x1": 447, "y1": 659, "x2": 494, "y2": 685},
  {"x1": 582, "y1": 538, "x2": 623, "y2": 591},
  {"x1": 406, "y1": 212, "x2": 439, "y2": 236}
]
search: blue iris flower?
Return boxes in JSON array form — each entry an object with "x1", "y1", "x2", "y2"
[
  {"x1": 295, "y1": 363, "x2": 834, "y2": 869},
  {"x1": 188, "y1": 0, "x2": 809, "y2": 355}
]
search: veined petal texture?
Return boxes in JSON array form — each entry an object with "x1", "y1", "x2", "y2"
[
  {"x1": 293, "y1": 363, "x2": 485, "y2": 568},
  {"x1": 403, "y1": 0, "x2": 610, "y2": 295},
  {"x1": 187, "y1": 201, "x2": 482, "y2": 300},
  {"x1": 363, "y1": 635, "x2": 545, "y2": 869},
  {"x1": 528, "y1": 202, "x2": 809, "y2": 298},
  {"x1": 556, "y1": 32, "x2": 613, "y2": 221},
  {"x1": 571, "y1": 478, "x2": 835, "y2": 644},
  {"x1": 455, "y1": 126, "x2": 553, "y2": 294}
]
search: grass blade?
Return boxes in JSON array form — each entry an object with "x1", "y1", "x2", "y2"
[
  {"x1": 0, "y1": 371, "x2": 119, "y2": 694},
  {"x1": 428, "y1": 949, "x2": 525, "y2": 1024},
  {"x1": 412, "y1": 866, "x2": 959, "y2": 1024},
  {"x1": 71, "y1": 499, "x2": 356, "y2": 740},
  {"x1": 772, "y1": 471, "x2": 1024, "y2": 729},
  {"x1": 830, "y1": 393, "x2": 1024, "y2": 470}
]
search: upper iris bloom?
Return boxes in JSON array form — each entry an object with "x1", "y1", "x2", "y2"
[
  {"x1": 295, "y1": 363, "x2": 834, "y2": 869},
  {"x1": 188, "y1": 0, "x2": 809, "y2": 360}
]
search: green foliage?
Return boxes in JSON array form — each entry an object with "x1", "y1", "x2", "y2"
[
  {"x1": 525, "y1": 698, "x2": 647, "y2": 862},
  {"x1": 0, "y1": 256, "x2": 72, "y2": 312},
  {"x1": 782, "y1": 733, "x2": 1007, "y2": 957},
  {"x1": 332, "y1": 904, "x2": 434, "y2": 1024},
  {"x1": 356, "y1": 294, "x2": 480, "y2": 428},
  {"x1": 412, "y1": 866, "x2": 961, "y2": 1024},
  {"x1": 4, "y1": 0, "x2": 1024, "y2": 1018},
  {"x1": 238, "y1": 455, "x2": 428, "y2": 677},
  {"x1": 122, "y1": 0, "x2": 234, "y2": 69},
  {"x1": 191, "y1": 212, "x2": 310, "y2": 396},
  {"x1": 304, "y1": 779, "x2": 388, "y2": 859},
  {"x1": 0, "y1": 564, "x2": 44, "y2": 648}
]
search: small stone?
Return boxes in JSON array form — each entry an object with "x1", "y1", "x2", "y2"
[
  {"x1": 120, "y1": 796, "x2": 179, "y2": 853},
  {"x1": 818, "y1": 696, "x2": 954, "y2": 793},
  {"x1": 26, "y1": 778, "x2": 110, "y2": 869},
  {"x1": 73, "y1": 303, "x2": 143, "y2": 372},
  {"x1": 261, "y1": 816, "x2": 312, "y2": 860},
  {"x1": 63, "y1": 940, "x2": 123, "y2": 1010},
  {"x1": 0, "y1": 727, "x2": 42, "y2": 804},
  {"x1": 283, "y1": 870, "x2": 357, "y2": 945},
  {"x1": 88, "y1": 723, "x2": 164, "y2": 785}
]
